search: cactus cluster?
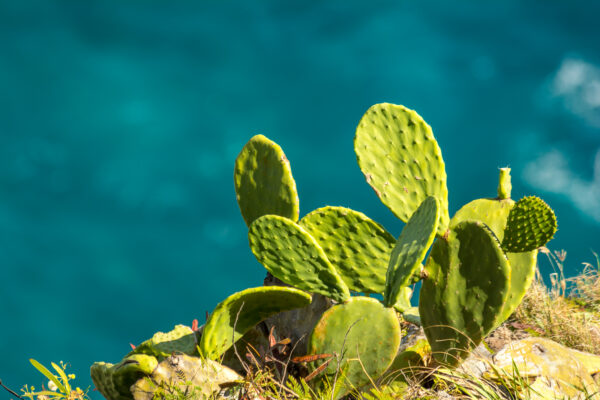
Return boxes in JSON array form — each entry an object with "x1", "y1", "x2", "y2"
[
  {"x1": 234, "y1": 102, "x2": 556, "y2": 391},
  {"x1": 91, "y1": 102, "x2": 558, "y2": 400}
]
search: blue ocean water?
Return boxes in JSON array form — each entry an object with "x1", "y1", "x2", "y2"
[{"x1": 1, "y1": 1, "x2": 599, "y2": 396}]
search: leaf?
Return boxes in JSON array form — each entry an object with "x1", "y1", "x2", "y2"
[
  {"x1": 30, "y1": 390, "x2": 65, "y2": 398},
  {"x1": 29, "y1": 359, "x2": 67, "y2": 395},
  {"x1": 51, "y1": 362, "x2": 71, "y2": 394}
]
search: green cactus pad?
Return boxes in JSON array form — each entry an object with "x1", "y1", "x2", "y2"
[
  {"x1": 385, "y1": 338, "x2": 431, "y2": 385},
  {"x1": 384, "y1": 196, "x2": 439, "y2": 307},
  {"x1": 354, "y1": 103, "x2": 449, "y2": 236},
  {"x1": 112, "y1": 354, "x2": 158, "y2": 397},
  {"x1": 502, "y1": 196, "x2": 557, "y2": 253},
  {"x1": 234, "y1": 134, "x2": 299, "y2": 226},
  {"x1": 450, "y1": 197, "x2": 538, "y2": 324},
  {"x1": 91, "y1": 362, "x2": 123, "y2": 400},
  {"x1": 393, "y1": 287, "x2": 413, "y2": 313},
  {"x1": 419, "y1": 221, "x2": 510, "y2": 367},
  {"x1": 308, "y1": 297, "x2": 401, "y2": 395},
  {"x1": 130, "y1": 325, "x2": 198, "y2": 359},
  {"x1": 199, "y1": 286, "x2": 311, "y2": 360},
  {"x1": 248, "y1": 215, "x2": 350, "y2": 302},
  {"x1": 299, "y1": 206, "x2": 395, "y2": 293}
]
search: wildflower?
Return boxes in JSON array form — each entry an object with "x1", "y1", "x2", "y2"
[{"x1": 48, "y1": 381, "x2": 58, "y2": 391}]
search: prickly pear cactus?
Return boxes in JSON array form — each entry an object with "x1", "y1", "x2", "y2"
[
  {"x1": 199, "y1": 286, "x2": 312, "y2": 360},
  {"x1": 248, "y1": 214, "x2": 350, "y2": 302},
  {"x1": 234, "y1": 134, "x2": 299, "y2": 226},
  {"x1": 130, "y1": 325, "x2": 198, "y2": 359},
  {"x1": 112, "y1": 355, "x2": 158, "y2": 398},
  {"x1": 419, "y1": 220, "x2": 511, "y2": 367},
  {"x1": 299, "y1": 206, "x2": 395, "y2": 293},
  {"x1": 502, "y1": 196, "x2": 557, "y2": 253},
  {"x1": 354, "y1": 103, "x2": 449, "y2": 236},
  {"x1": 90, "y1": 362, "x2": 122, "y2": 400},
  {"x1": 450, "y1": 169, "x2": 556, "y2": 323},
  {"x1": 91, "y1": 354, "x2": 158, "y2": 400},
  {"x1": 384, "y1": 196, "x2": 439, "y2": 307},
  {"x1": 307, "y1": 297, "x2": 401, "y2": 397}
]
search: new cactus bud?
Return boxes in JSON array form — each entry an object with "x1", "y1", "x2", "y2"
[{"x1": 502, "y1": 196, "x2": 557, "y2": 253}]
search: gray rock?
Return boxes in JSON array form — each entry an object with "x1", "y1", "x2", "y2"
[{"x1": 131, "y1": 353, "x2": 241, "y2": 400}]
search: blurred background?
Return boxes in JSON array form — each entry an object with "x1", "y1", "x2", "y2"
[{"x1": 1, "y1": 1, "x2": 599, "y2": 396}]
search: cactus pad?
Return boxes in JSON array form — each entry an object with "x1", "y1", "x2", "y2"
[
  {"x1": 354, "y1": 103, "x2": 449, "y2": 235},
  {"x1": 502, "y1": 196, "x2": 557, "y2": 253},
  {"x1": 130, "y1": 325, "x2": 198, "y2": 360},
  {"x1": 419, "y1": 221, "x2": 510, "y2": 367},
  {"x1": 248, "y1": 215, "x2": 350, "y2": 302},
  {"x1": 393, "y1": 286, "x2": 413, "y2": 313},
  {"x1": 384, "y1": 196, "x2": 439, "y2": 307},
  {"x1": 299, "y1": 206, "x2": 395, "y2": 293},
  {"x1": 308, "y1": 297, "x2": 400, "y2": 395},
  {"x1": 451, "y1": 197, "x2": 538, "y2": 323},
  {"x1": 90, "y1": 362, "x2": 121, "y2": 400},
  {"x1": 199, "y1": 286, "x2": 311, "y2": 360},
  {"x1": 112, "y1": 354, "x2": 158, "y2": 397},
  {"x1": 91, "y1": 355, "x2": 158, "y2": 400},
  {"x1": 234, "y1": 134, "x2": 299, "y2": 226}
]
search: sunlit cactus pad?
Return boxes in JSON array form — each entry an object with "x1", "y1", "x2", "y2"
[
  {"x1": 111, "y1": 355, "x2": 158, "y2": 398},
  {"x1": 299, "y1": 206, "x2": 395, "y2": 293},
  {"x1": 130, "y1": 325, "x2": 198, "y2": 360},
  {"x1": 248, "y1": 214, "x2": 350, "y2": 302},
  {"x1": 234, "y1": 134, "x2": 299, "y2": 226},
  {"x1": 90, "y1": 362, "x2": 121, "y2": 400},
  {"x1": 91, "y1": 354, "x2": 158, "y2": 400},
  {"x1": 199, "y1": 286, "x2": 311, "y2": 360},
  {"x1": 308, "y1": 297, "x2": 400, "y2": 395},
  {"x1": 502, "y1": 196, "x2": 557, "y2": 253},
  {"x1": 354, "y1": 103, "x2": 449, "y2": 235},
  {"x1": 419, "y1": 220, "x2": 510, "y2": 367},
  {"x1": 384, "y1": 196, "x2": 439, "y2": 307},
  {"x1": 451, "y1": 195, "x2": 538, "y2": 324}
]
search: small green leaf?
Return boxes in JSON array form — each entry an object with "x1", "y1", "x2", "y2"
[
  {"x1": 51, "y1": 362, "x2": 71, "y2": 394},
  {"x1": 29, "y1": 359, "x2": 67, "y2": 394}
]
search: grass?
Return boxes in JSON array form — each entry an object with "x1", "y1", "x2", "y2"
[
  {"x1": 6, "y1": 249, "x2": 600, "y2": 400},
  {"x1": 514, "y1": 248, "x2": 600, "y2": 355}
]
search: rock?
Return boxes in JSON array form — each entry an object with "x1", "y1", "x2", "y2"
[
  {"x1": 489, "y1": 337, "x2": 600, "y2": 399},
  {"x1": 131, "y1": 353, "x2": 242, "y2": 400},
  {"x1": 456, "y1": 344, "x2": 492, "y2": 378}
]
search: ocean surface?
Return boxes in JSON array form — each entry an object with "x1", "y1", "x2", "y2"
[{"x1": 1, "y1": 1, "x2": 599, "y2": 396}]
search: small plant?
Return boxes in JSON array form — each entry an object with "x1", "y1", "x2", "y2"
[{"x1": 22, "y1": 359, "x2": 88, "y2": 400}]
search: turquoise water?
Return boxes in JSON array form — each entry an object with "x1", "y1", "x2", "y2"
[{"x1": 1, "y1": 1, "x2": 600, "y2": 395}]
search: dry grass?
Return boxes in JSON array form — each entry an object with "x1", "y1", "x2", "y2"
[{"x1": 514, "y1": 248, "x2": 600, "y2": 355}]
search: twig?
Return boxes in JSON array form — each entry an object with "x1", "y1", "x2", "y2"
[
  {"x1": 279, "y1": 333, "x2": 305, "y2": 399},
  {"x1": 331, "y1": 318, "x2": 361, "y2": 400},
  {"x1": 0, "y1": 379, "x2": 23, "y2": 399}
]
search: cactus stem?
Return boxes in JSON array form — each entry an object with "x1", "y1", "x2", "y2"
[{"x1": 497, "y1": 168, "x2": 512, "y2": 199}]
